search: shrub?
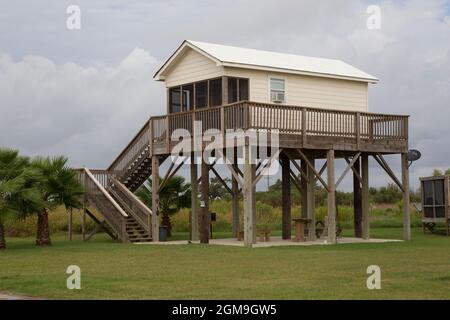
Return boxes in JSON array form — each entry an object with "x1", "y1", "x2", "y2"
[{"x1": 4, "y1": 206, "x2": 96, "y2": 237}]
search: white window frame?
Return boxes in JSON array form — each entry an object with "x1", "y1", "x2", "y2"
[{"x1": 268, "y1": 76, "x2": 286, "y2": 103}]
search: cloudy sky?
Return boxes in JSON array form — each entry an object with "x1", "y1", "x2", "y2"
[{"x1": 1, "y1": 0, "x2": 450, "y2": 191}]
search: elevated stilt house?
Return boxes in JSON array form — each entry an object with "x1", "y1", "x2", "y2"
[{"x1": 77, "y1": 40, "x2": 411, "y2": 246}]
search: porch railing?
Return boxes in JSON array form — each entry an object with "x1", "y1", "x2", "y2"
[
  {"x1": 153, "y1": 100, "x2": 408, "y2": 142},
  {"x1": 79, "y1": 168, "x2": 128, "y2": 241},
  {"x1": 107, "y1": 101, "x2": 409, "y2": 178}
]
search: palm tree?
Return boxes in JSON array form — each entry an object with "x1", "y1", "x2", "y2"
[
  {"x1": 207, "y1": 177, "x2": 230, "y2": 200},
  {"x1": 31, "y1": 156, "x2": 84, "y2": 246},
  {"x1": 136, "y1": 175, "x2": 191, "y2": 237},
  {"x1": 0, "y1": 149, "x2": 44, "y2": 250}
]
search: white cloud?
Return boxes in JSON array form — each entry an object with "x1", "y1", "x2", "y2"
[
  {"x1": 0, "y1": 48, "x2": 165, "y2": 168},
  {"x1": 1, "y1": 0, "x2": 450, "y2": 190}
]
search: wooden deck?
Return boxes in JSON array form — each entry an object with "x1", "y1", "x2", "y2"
[{"x1": 109, "y1": 101, "x2": 409, "y2": 175}]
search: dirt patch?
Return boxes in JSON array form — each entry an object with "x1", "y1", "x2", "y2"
[{"x1": 0, "y1": 292, "x2": 44, "y2": 300}]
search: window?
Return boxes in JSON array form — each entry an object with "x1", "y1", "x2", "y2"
[
  {"x1": 435, "y1": 180, "x2": 444, "y2": 205},
  {"x1": 270, "y1": 77, "x2": 285, "y2": 103},
  {"x1": 209, "y1": 78, "x2": 222, "y2": 107},
  {"x1": 182, "y1": 84, "x2": 194, "y2": 111},
  {"x1": 228, "y1": 77, "x2": 249, "y2": 103},
  {"x1": 422, "y1": 179, "x2": 446, "y2": 219},
  {"x1": 195, "y1": 81, "x2": 208, "y2": 108},
  {"x1": 239, "y1": 79, "x2": 249, "y2": 101},
  {"x1": 169, "y1": 87, "x2": 181, "y2": 113},
  {"x1": 228, "y1": 78, "x2": 238, "y2": 103}
]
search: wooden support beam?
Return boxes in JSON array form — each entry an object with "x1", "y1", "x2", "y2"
[
  {"x1": 190, "y1": 154, "x2": 199, "y2": 241},
  {"x1": 200, "y1": 158, "x2": 210, "y2": 244},
  {"x1": 301, "y1": 159, "x2": 308, "y2": 219},
  {"x1": 235, "y1": 165, "x2": 244, "y2": 178},
  {"x1": 85, "y1": 224, "x2": 100, "y2": 241},
  {"x1": 82, "y1": 171, "x2": 87, "y2": 241},
  {"x1": 284, "y1": 151, "x2": 309, "y2": 183},
  {"x1": 253, "y1": 149, "x2": 281, "y2": 187},
  {"x1": 327, "y1": 149, "x2": 336, "y2": 244},
  {"x1": 211, "y1": 165, "x2": 233, "y2": 195},
  {"x1": 345, "y1": 157, "x2": 362, "y2": 184},
  {"x1": 243, "y1": 143, "x2": 256, "y2": 246},
  {"x1": 361, "y1": 154, "x2": 370, "y2": 239},
  {"x1": 232, "y1": 149, "x2": 239, "y2": 237},
  {"x1": 159, "y1": 157, "x2": 176, "y2": 191},
  {"x1": 216, "y1": 147, "x2": 243, "y2": 186},
  {"x1": 158, "y1": 156, "x2": 187, "y2": 193},
  {"x1": 151, "y1": 156, "x2": 160, "y2": 242},
  {"x1": 225, "y1": 162, "x2": 243, "y2": 187},
  {"x1": 296, "y1": 149, "x2": 329, "y2": 192},
  {"x1": 353, "y1": 157, "x2": 363, "y2": 238},
  {"x1": 255, "y1": 161, "x2": 263, "y2": 175},
  {"x1": 82, "y1": 209, "x2": 86, "y2": 241},
  {"x1": 85, "y1": 208, "x2": 117, "y2": 240},
  {"x1": 306, "y1": 155, "x2": 316, "y2": 241},
  {"x1": 335, "y1": 152, "x2": 361, "y2": 188},
  {"x1": 374, "y1": 154, "x2": 405, "y2": 192},
  {"x1": 402, "y1": 153, "x2": 411, "y2": 241},
  {"x1": 316, "y1": 162, "x2": 327, "y2": 183},
  {"x1": 281, "y1": 152, "x2": 291, "y2": 240},
  {"x1": 289, "y1": 169, "x2": 302, "y2": 192}
]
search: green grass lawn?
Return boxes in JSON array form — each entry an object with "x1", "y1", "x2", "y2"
[{"x1": 1, "y1": 228, "x2": 450, "y2": 300}]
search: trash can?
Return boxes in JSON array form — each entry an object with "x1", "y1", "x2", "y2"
[{"x1": 159, "y1": 226, "x2": 168, "y2": 242}]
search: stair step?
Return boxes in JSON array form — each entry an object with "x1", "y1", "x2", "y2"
[{"x1": 128, "y1": 236, "x2": 149, "y2": 239}]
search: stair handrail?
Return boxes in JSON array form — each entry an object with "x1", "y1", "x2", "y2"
[
  {"x1": 84, "y1": 168, "x2": 128, "y2": 218},
  {"x1": 107, "y1": 119, "x2": 151, "y2": 175},
  {"x1": 109, "y1": 175, "x2": 152, "y2": 232}
]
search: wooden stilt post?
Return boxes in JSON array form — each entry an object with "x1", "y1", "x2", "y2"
[
  {"x1": 327, "y1": 149, "x2": 336, "y2": 244},
  {"x1": 82, "y1": 210, "x2": 86, "y2": 241},
  {"x1": 301, "y1": 158, "x2": 308, "y2": 219},
  {"x1": 353, "y1": 157, "x2": 363, "y2": 238},
  {"x1": 190, "y1": 153, "x2": 199, "y2": 241},
  {"x1": 200, "y1": 156, "x2": 210, "y2": 244},
  {"x1": 82, "y1": 170, "x2": 87, "y2": 241},
  {"x1": 151, "y1": 156, "x2": 160, "y2": 242},
  {"x1": 402, "y1": 153, "x2": 411, "y2": 240},
  {"x1": 232, "y1": 149, "x2": 239, "y2": 237},
  {"x1": 281, "y1": 152, "x2": 291, "y2": 240},
  {"x1": 243, "y1": 142, "x2": 256, "y2": 246},
  {"x1": 361, "y1": 153, "x2": 370, "y2": 240},
  {"x1": 306, "y1": 155, "x2": 316, "y2": 241}
]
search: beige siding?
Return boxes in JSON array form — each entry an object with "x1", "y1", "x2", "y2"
[
  {"x1": 224, "y1": 68, "x2": 369, "y2": 112},
  {"x1": 163, "y1": 51, "x2": 369, "y2": 112},
  {"x1": 164, "y1": 48, "x2": 224, "y2": 87}
]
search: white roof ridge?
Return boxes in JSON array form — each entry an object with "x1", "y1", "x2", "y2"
[
  {"x1": 155, "y1": 40, "x2": 379, "y2": 83},
  {"x1": 187, "y1": 39, "x2": 344, "y2": 64}
]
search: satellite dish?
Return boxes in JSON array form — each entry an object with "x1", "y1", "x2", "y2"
[
  {"x1": 407, "y1": 149, "x2": 421, "y2": 168},
  {"x1": 407, "y1": 149, "x2": 421, "y2": 162}
]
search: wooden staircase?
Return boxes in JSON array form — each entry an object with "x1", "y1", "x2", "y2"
[
  {"x1": 78, "y1": 121, "x2": 158, "y2": 242},
  {"x1": 125, "y1": 216, "x2": 152, "y2": 243}
]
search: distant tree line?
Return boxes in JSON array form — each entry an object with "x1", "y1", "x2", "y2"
[{"x1": 433, "y1": 168, "x2": 450, "y2": 176}]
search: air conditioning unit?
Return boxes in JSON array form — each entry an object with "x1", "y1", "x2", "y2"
[{"x1": 271, "y1": 91, "x2": 285, "y2": 103}]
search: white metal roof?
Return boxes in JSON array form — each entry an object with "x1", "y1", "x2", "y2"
[{"x1": 154, "y1": 40, "x2": 379, "y2": 83}]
